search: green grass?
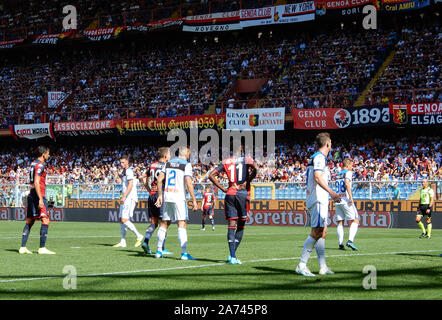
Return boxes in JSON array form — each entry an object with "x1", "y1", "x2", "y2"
[{"x1": 0, "y1": 221, "x2": 441, "y2": 300}]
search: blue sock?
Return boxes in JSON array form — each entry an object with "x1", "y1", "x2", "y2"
[
  {"x1": 40, "y1": 224, "x2": 49, "y2": 248},
  {"x1": 21, "y1": 223, "x2": 32, "y2": 247},
  {"x1": 228, "y1": 227, "x2": 236, "y2": 258},
  {"x1": 234, "y1": 225, "x2": 245, "y2": 251}
]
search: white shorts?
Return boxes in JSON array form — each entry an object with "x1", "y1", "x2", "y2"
[
  {"x1": 309, "y1": 202, "x2": 329, "y2": 228},
  {"x1": 161, "y1": 201, "x2": 188, "y2": 222},
  {"x1": 335, "y1": 201, "x2": 358, "y2": 221},
  {"x1": 119, "y1": 199, "x2": 137, "y2": 220}
]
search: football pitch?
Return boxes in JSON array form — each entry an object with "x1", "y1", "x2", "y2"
[{"x1": 0, "y1": 221, "x2": 441, "y2": 300}]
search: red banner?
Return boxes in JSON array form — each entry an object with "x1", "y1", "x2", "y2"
[
  {"x1": 292, "y1": 108, "x2": 343, "y2": 129},
  {"x1": 389, "y1": 102, "x2": 442, "y2": 115},
  {"x1": 315, "y1": 0, "x2": 376, "y2": 8},
  {"x1": 54, "y1": 120, "x2": 116, "y2": 132}
]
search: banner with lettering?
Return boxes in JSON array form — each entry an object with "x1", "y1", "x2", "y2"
[
  {"x1": 390, "y1": 102, "x2": 442, "y2": 126},
  {"x1": 54, "y1": 120, "x2": 117, "y2": 136},
  {"x1": 0, "y1": 39, "x2": 24, "y2": 50},
  {"x1": 11, "y1": 123, "x2": 55, "y2": 140},
  {"x1": 292, "y1": 105, "x2": 391, "y2": 129},
  {"x1": 115, "y1": 114, "x2": 226, "y2": 136},
  {"x1": 240, "y1": 2, "x2": 315, "y2": 28},
  {"x1": 82, "y1": 27, "x2": 126, "y2": 41},
  {"x1": 226, "y1": 108, "x2": 285, "y2": 130},
  {"x1": 183, "y1": 11, "x2": 242, "y2": 32},
  {"x1": 315, "y1": 0, "x2": 378, "y2": 18},
  {"x1": 382, "y1": 0, "x2": 430, "y2": 11},
  {"x1": 32, "y1": 31, "x2": 73, "y2": 45}
]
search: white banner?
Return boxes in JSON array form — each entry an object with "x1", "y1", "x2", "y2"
[
  {"x1": 48, "y1": 91, "x2": 69, "y2": 108},
  {"x1": 240, "y1": 2, "x2": 315, "y2": 28},
  {"x1": 12, "y1": 123, "x2": 55, "y2": 140},
  {"x1": 226, "y1": 107, "x2": 285, "y2": 130},
  {"x1": 183, "y1": 11, "x2": 242, "y2": 32}
]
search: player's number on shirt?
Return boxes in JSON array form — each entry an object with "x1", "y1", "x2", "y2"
[
  {"x1": 334, "y1": 180, "x2": 346, "y2": 193},
  {"x1": 167, "y1": 169, "x2": 177, "y2": 187},
  {"x1": 150, "y1": 168, "x2": 161, "y2": 180},
  {"x1": 227, "y1": 164, "x2": 242, "y2": 183}
]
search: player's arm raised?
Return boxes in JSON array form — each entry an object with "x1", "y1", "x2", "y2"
[
  {"x1": 155, "y1": 172, "x2": 165, "y2": 208},
  {"x1": 314, "y1": 171, "x2": 341, "y2": 202},
  {"x1": 209, "y1": 169, "x2": 228, "y2": 194}
]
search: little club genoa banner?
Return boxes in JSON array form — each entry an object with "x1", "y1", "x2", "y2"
[{"x1": 226, "y1": 108, "x2": 285, "y2": 130}]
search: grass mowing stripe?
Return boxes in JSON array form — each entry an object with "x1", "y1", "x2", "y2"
[{"x1": 2, "y1": 249, "x2": 439, "y2": 284}]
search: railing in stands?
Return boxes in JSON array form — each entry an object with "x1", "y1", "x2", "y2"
[{"x1": 1, "y1": 180, "x2": 440, "y2": 207}]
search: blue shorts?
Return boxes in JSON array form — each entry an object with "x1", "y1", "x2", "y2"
[
  {"x1": 224, "y1": 190, "x2": 249, "y2": 221},
  {"x1": 148, "y1": 193, "x2": 163, "y2": 219}
]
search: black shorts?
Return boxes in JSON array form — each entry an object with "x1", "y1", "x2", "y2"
[
  {"x1": 224, "y1": 190, "x2": 249, "y2": 221},
  {"x1": 203, "y1": 206, "x2": 214, "y2": 216},
  {"x1": 148, "y1": 193, "x2": 163, "y2": 219},
  {"x1": 27, "y1": 191, "x2": 48, "y2": 220},
  {"x1": 417, "y1": 204, "x2": 432, "y2": 218}
]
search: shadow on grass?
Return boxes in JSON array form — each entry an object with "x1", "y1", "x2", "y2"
[{"x1": 5, "y1": 249, "x2": 19, "y2": 253}]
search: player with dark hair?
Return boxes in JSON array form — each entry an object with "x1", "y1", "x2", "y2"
[
  {"x1": 200, "y1": 186, "x2": 216, "y2": 231},
  {"x1": 141, "y1": 147, "x2": 172, "y2": 255},
  {"x1": 209, "y1": 144, "x2": 258, "y2": 265},
  {"x1": 19, "y1": 146, "x2": 55, "y2": 254}
]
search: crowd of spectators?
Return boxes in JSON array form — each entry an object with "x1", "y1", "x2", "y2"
[
  {"x1": 1, "y1": 136, "x2": 440, "y2": 187},
  {"x1": 0, "y1": 0, "x2": 299, "y2": 41},
  {"x1": 2, "y1": 19, "x2": 440, "y2": 128},
  {"x1": 368, "y1": 25, "x2": 442, "y2": 105}
]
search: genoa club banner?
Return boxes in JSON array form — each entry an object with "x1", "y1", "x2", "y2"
[
  {"x1": 315, "y1": 0, "x2": 378, "y2": 18},
  {"x1": 382, "y1": 0, "x2": 430, "y2": 11},
  {"x1": 11, "y1": 123, "x2": 55, "y2": 140},
  {"x1": 115, "y1": 114, "x2": 226, "y2": 136},
  {"x1": 240, "y1": 2, "x2": 315, "y2": 28},
  {"x1": 183, "y1": 11, "x2": 242, "y2": 32},
  {"x1": 292, "y1": 106, "x2": 391, "y2": 129},
  {"x1": 226, "y1": 108, "x2": 285, "y2": 130},
  {"x1": 390, "y1": 102, "x2": 442, "y2": 126},
  {"x1": 54, "y1": 120, "x2": 116, "y2": 136}
]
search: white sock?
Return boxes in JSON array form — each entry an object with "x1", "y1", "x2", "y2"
[
  {"x1": 125, "y1": 221, "x2": 142, "y2": 239},
  {"x1": 178, "y1": 227, "x2": 188, "y2": 255},
  {"x1": 337, "y1": 223, "x2": 344, "y2": 245},
  {"x1": 119, "y1": 223, "x2": 127, "y2": 242},
  {"x1": 349, "y1": 222, "x2": 359, "y2": 242},
  {"x1": 157, "y1": 227, "x2": 167, "y2": 252},
  {"x1": 299, "y1": 236, "x2": 317, "y2": 268},
  {"x1": 315, "y1": 238, "x2": 327, "y2": 269}
]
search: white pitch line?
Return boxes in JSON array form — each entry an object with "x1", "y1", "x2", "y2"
[
  {"x1": 0, "y1": 249, "x2": 440, "y2": 283},
  {"x1": 0, "y1": 231, "x2": 297, "y2": 240}
]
